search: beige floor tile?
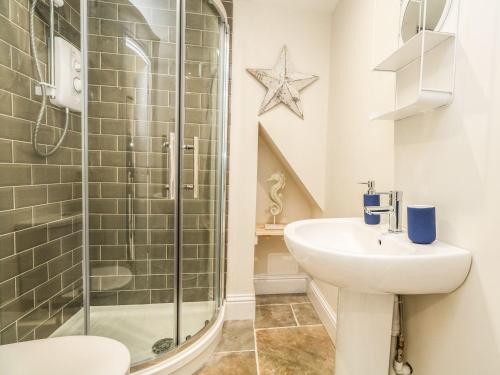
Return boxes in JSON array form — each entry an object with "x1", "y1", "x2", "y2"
[
  {"x1": 256, "y1": 326, "x2": 335, "y2": 375},
  {"x1": 255, "y1": 305, "x2": 297, "y2": 329},
  {"x1": 216, "y1": 320, "x2": 255, "y2": 352},
  {"x1": 256, "y1": 293, "x2": 309, "y2": 305},
  {"x1": 194, "y1": 351, "x2": 257, "y2": 375},
  {"x1": 292, "y1": 303, "x2": 322, "y2": 326}
]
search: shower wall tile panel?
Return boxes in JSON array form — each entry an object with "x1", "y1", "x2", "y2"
[
  {"x1": 88, "y1": 0, "x2": 232, "y2": 305},
  {"x1": 0, "y1": 0, "x2": 83, "y2": 345}
]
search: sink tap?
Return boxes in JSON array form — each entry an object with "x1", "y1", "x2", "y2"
[{"x1": 364, "y1": 190, "x2": 403, "y2": 233}]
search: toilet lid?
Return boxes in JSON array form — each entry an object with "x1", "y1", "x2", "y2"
[{"x1": 0, "y1": 335, "x2": 130, "y2": 375}]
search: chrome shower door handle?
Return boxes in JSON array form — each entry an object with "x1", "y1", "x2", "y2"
[
  {"x1": 165, "y1": 134, "x2": 198, "y2": 199},
  {"x1": 168, "y1": 132, "x2": 176, "y2": 200},
  {"x1": 193, "y1": 136, "x2": 199, "y2": 199},
  {"x1": 183, "y1": 137, "x2": 199, "y2": 199}
]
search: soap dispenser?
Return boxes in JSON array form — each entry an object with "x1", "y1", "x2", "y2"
[{"x1": 359, "y1": 181, "x2": 380, "y2": 225}]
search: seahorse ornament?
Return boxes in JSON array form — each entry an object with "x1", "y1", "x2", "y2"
[{"x1": 267, "y1": 171, "x2": 286, "y2": 219}]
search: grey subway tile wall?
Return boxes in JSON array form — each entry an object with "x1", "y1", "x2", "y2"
[
  {"x1": 87, "y1": 0, "x2": 232, "y2": 306},
  {"x1": 0, "y1": 0, "x2": 83, "y2": 344},
  {"x1": 0, "y1": 0, "x2": 231, "y2": 347}
]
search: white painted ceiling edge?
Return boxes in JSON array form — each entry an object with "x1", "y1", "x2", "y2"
[{"x1": 247, "y1": 0, "x2": 339, "y2": 12}]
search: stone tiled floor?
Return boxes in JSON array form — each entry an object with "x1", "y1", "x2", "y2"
[{"x1": 195, "y1": 294, "x2": 336, "y2": 374}]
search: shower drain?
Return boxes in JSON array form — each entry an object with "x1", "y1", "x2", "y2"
[{"x1": 152, "y1": 338, "x2": 174, "y2": 354}]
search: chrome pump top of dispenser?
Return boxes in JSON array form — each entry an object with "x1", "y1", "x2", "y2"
[{"x1": 359, "y1": 180, "x2": 376, "y2": 195}]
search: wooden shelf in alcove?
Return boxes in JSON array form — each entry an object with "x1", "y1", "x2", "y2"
[{"x1": 255, "y1": 224, "x2": 285, "y2": 237}]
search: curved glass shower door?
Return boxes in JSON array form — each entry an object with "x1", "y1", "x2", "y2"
[
  {"x1": 179, "y1": 0, "x2": 228, "y2": 343},
  {"x1": 82, "y1": 0, "x2": 229, "y2": 367},
  {"x1": 85, "y1": 0, "x2": 180, "y2": 365}
]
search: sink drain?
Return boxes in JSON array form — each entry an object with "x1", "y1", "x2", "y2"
[{"x1": 152, "y1": 338, "x2": 174, "y2": 354}]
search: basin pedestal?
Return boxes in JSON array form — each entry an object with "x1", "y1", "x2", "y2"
[
  {"x1": 284, "y1": 218, "x2": 472, "y2": 374},
  {"x1": 335, "y1": 289, "x2": 395, "y2": 375}
]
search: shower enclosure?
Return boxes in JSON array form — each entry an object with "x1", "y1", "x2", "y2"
[{"x1": 0, "y1": 0, "x2": 230, "y2": 368}]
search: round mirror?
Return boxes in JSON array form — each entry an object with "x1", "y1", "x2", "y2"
[{"x1": 400, "y1": 0, "x2": 452, "y2": 43}]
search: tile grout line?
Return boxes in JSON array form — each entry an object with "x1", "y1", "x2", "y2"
[
  {"x1": 255, "y1": 324, "x2": 324, "y2": 332},
  {"x1": 253, "y1": 319, "x2": 261, "y2": 375},
  {"x1": 216, "y1": 349, "x2": 256, "y2": 354},
  {"x1": 255, "y1": 302, "x2": 310, "y2": 306},
  {"x1": 290, "y1": 303, "x2": 300, "y2": 327}
]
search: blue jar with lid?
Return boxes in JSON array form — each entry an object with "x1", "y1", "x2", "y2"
[{"x1": 407, "y1": 205, "x2": 436, "y2": 244}]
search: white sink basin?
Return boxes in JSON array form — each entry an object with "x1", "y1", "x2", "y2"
[
  {"x1": 284, "y1": 218, "x2": 472, "y2": 295},
  {"x1": 285, "y1": 218, "x2": 472, "y2": 375}
]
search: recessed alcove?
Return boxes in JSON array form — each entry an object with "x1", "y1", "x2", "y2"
[{"x1": 254, "y1": 125, "x2": 321, "y2": 293}]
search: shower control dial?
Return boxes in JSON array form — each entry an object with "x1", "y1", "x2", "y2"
[
  {"x1": 73, "y1": 60, "x2": 81, "y2": 72},
  {"x1": 73, "y1": 77, "x2": 82, "y2": 93}
]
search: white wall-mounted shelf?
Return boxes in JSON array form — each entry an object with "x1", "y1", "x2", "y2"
[
  {"x1": 371, "y1": 30, "x2": 456, "y2": 122},
  {"x1": 370, "y1": 89, "x2": 452, "y2": 121},
  {"x1": 374, "y1": 31, "x2": 455, "y2": 72}
]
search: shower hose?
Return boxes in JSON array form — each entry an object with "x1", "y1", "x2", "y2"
[{"x1": 29, "y1": 0, "x2": 69, "y2": 157}]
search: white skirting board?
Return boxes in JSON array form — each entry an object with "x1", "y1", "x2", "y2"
[
  {"x1": 254, "y1": 274, "x2": 310, "y2": 295},
  {"x1": 307, "y1": 280, "x2": 337, "y2": 345},
  {"x1": 225, "y1": 293, "x2": 256, "y2": 320}
]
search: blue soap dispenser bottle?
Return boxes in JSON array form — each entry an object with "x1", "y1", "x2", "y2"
[{"x1": 360, "y1": 180, "x2": 380, "y2": 225}]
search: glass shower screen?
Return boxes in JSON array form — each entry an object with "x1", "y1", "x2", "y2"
[
  {"x1": 82, "y1": 0, "x2": 229, "y2": 366},
  {"x1": 178, "y1": 0, "x2": 227, "y2": 344},
  {"x1": 0, "y1": 0, "x2": 228, "y2": 366}
]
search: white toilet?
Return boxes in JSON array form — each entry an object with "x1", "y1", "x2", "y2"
[{"x1": 0, "y1": 335, "x2": 130, "y2": 375}]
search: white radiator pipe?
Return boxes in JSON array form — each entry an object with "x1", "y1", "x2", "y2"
[
  {"x1": 389, "y1": 295, "x2": 399, "y2": 375},
  {"x1": 390, "y1": 295, "x2": 413, "y2": 375}
]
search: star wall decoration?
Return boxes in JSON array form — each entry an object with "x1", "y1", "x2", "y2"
[{"x1": 247, "y1": 46, "x2": 318, "y2": 119}]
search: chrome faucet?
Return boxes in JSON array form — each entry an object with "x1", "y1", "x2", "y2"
[{"x1": 364, "y1": 190, "x2": 403, "y2": 233}]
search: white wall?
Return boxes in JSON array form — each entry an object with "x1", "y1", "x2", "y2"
[
  {"x1": 324, "y1": 0, "x2": 500, "y2": 373},
  {"x1": 229, "y1": 0, "x2": 500, "y2": 370},
  {"x1": 232, "y1": 0, "x2": 332, "y2": 210},
  {"x1": 395, "y1": 0, "x2": 500, "y2": 373},
  {"x1": 325, "y1": 0, "x2": 395, "y2": 218},
  {"x1": 320, "y1": 0, "x2": 396, "y2": 313},
  {"x1": 227, "y1": 0, "x2": 333, "y2": 316}
]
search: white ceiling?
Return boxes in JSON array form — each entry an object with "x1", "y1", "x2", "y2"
[{"x1": 259, "y1": 0, "x2": 339, "y2": 13}]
